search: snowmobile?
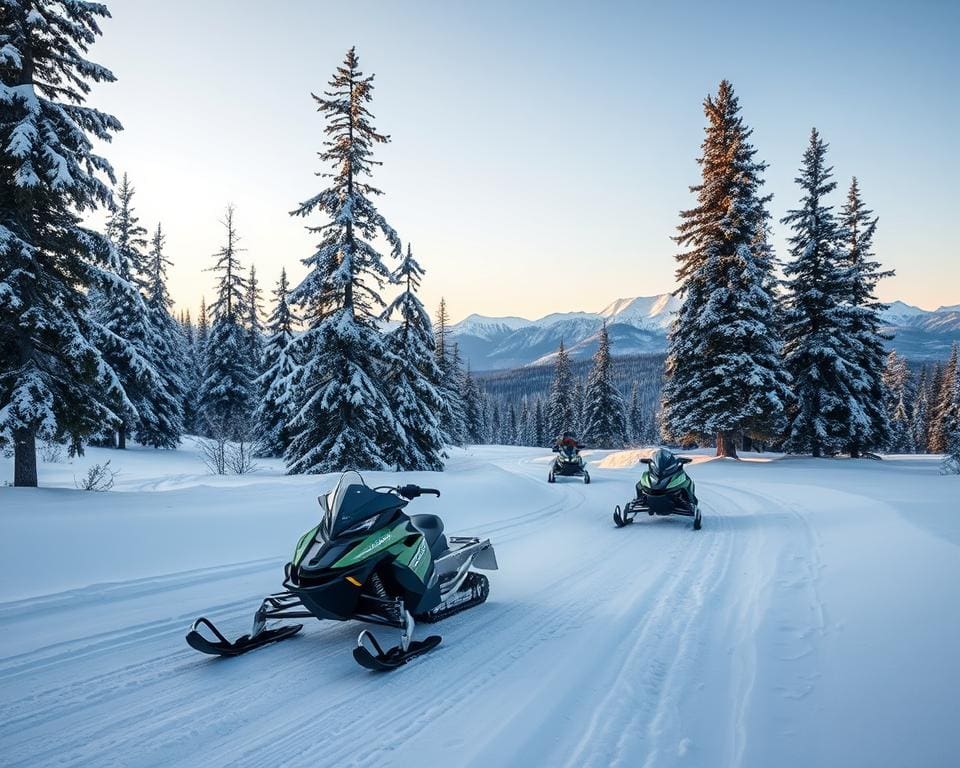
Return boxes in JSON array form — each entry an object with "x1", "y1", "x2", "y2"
[
  {"x1": 185, "y1": 471, "x2": 498, "y2": 671},
  {"x1": 613, "y1": 448, "x2": 702, "y2": 530},
  {"x1": 548, "y1": 433, "x2": 590, "y2": 484}
]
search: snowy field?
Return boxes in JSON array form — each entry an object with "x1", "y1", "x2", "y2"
[{"x1": 1, "y1": 443, "x2": 958, "y2": 768}]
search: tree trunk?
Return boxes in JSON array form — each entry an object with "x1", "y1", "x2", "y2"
[
  {"x1": 118, "y1": 423, "x2": 127, "y2": 450},
  {"x1": 742, "y1": 434, "x2": 754, "y2": 453},
  {"x1": 13, "y1": 428, "x2": 37, "y2": 487},
  {"x1": 716, "y1": 430, "x2": 739, "y2": 459}
]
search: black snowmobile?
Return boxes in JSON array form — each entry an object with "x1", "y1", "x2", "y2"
[
  {"x1": 186, "y1": 471, "x2": 498, "y2": 671},
  {"x1": 613, "y1": 448, "x2": 702, "y2": 530},
  {"x1": 548, "y1": 433, "x2": 590, "y2": 484}
]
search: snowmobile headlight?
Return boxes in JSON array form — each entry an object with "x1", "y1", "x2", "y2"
[{"x1": 343, "y1": 517, "x2": 378, "y2": 535}]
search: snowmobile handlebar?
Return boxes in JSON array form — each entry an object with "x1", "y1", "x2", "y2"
[{"x1": 395, "y1": 484, "x2": 441, "y2": 500}]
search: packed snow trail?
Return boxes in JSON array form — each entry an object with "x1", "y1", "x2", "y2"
[{"x1": 1, "y1": 445, "x2": 958, "y2": 767}]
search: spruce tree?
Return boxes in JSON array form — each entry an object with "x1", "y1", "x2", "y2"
[
  {"x1": 660, "y1": 80, "x2": 789, "y2": 458},
  {"x1": 838, "y1": 178, "x2": 893, "y2": 455},
  {"x1": 943, "y1": 372, "x2": 960, "y2": 474},
  {"x1": 462, "y1": 365, "x2": 486, "y2": 445},
  {"x1": 582, "y1": 324, "x2": 626, "y2": 448},
  {"x1": 138, "y1": 221, "x2": 185, "y2": 448},
  {"x1": 781, "y1": 129, "x2": 860, "y2": 456},
  {"x1": 931, "y1": 344, "x2": 959, "y2": 453},
  {"x1": 534, "y1": 398, "x2": 545, "y2": 447},
  {"x1": 518, "y1": 397, "x2": 532, "y2": 446},
  {"x1": 572, "y1": 379, "x2": 585, "y2": 436},
  {"x1": 245, "y1": 264, "x2": 265, "y2": 375},
  {"x1": 199, "y1": 205, "x2": 255, "y2": 437},
  {"x1": 881, "y1": 351, "x2": 914, "y2": 453},
  {"x1": 628, "y1": 382, "x2": 644, "y2": 446},
  {"x1": 96, "y1": 177, "x2": 170, "y2": 449},
  {"x1": 382, "y1": 245, "x2": 446, "y2": 470},
  {"x1": 434, "y1": 298, "x2": 467, "y2": 445},
  {"x1": 252, "y1": 269, "x2": 298, "y2": 456},
  {"x1": 911, "y1": 367, "x2": 930, "y2": 453},
  {"x1": 180, "y1": 308, "x2": 201, "y2": 434},
  {"x1": 285, "y1": 48, "x2": 400, "y2": 473},
  {"x1": 547, "y1": 341, "x2": 574, "y2": 440}
]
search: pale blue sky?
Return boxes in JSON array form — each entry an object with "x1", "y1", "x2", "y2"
[{"x1": 90, "y1": 0, "x2": 959, "y2": 321}]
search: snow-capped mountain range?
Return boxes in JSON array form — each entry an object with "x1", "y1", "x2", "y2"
[{"x1": 450, "y1": 294, "x2": 960, "y2": 371}]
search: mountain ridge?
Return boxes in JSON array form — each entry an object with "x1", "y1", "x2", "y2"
[{"x1": 449, "y1": 293, "x2": 960, "y2": 371}]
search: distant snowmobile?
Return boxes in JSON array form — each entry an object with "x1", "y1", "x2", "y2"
[
  {"x1": 548, "y1": 433, "x2": 590, "y2": 484},
  {"x1": 613, "y1": 448, "x2": 702, "y2": 530},
  {"x1": 186, "y1": 471, "x2": 498, "y2": 671}
]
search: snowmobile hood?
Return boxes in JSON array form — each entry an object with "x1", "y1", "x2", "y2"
[{"x1": 322, "y1": 471, "x2": 407, "y2": 539}]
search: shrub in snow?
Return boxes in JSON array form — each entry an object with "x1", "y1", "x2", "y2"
[{"x1": 76, "y1": 461, "x2": 117, "y2": 492}]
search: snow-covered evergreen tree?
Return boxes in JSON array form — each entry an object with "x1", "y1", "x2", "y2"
[
  {"x1": 582, "y1": 324, "x2": 626, "y2": 448},
  {"x1": 547, "y1": 341, "x2": 574, "y2": 440},
  {"x1": 96, "y1": 177, "x2": 173, "y2": 449},
  {"x1": 382, "y1": 245, "x2": 445, "y2": 470},
  {"x1": 245, "y1": 264, "x2": 265, "y2": 375},
  {"x1": 628, "y1": 382, "x2": 644, "y2": 446},
  {"x1": 489, "y1": 400, "x2": 502, "y2": 445},
  {"x1": 930, "y1": 343, "x2": 958, "y2": 454},
  {"x1": 518, "y1": 397, "x2": 533, "y2": 446},
  {"x1": 911, "y1": 367, "x2": 931, "y2": 453},
  {"x1": 252, "y1": 268, "x2": 299, "y2": 457},
  {"x1": 434, "y1": 298, "x2": 467, "y2": 445},
  {"x1": 138, "y1": 221, "x2": 185, "y2": 448},
  {"x1": 199, "y1": 205, "x2": 255, "y2": 438},
  {"x1": 284, "y1": 48, "x2": 400, "y2": 473},
  {"x1": 881, "y1": 351, "x2": 914, "y2": 453},
  {"x1": 943, "y1": 372, "x2": 960, "y2": 474},
  {"x1": 781, "y1": 128, "x2": 862, "y2": 456},
  {"x1": 660, "y1": 80, "x2": 790, "y2": 458},
  {"x1": 533, "y1": 398, "x2": 546, "y2": 447},
  {"x1": 838, "y1": 178, "x2": 892, "y2": 456},
  {"x1": 462, "y1": 365, "x2": 486, "y2": 445},
  {"x1": 180, "y1": 308, "x2": 201, "y2": 434}
]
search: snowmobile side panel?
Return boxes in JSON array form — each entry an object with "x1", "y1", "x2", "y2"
[{"x1": 331, "y1": 521, "x2": 410, "y2": 569}]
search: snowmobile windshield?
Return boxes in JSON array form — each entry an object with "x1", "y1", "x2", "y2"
[
  {"x1": 648, "y1": 448, "x2": 681, "y2": 481},
  {"x1": 323, "y1": 471, "x2": 405, "y2": 539}
]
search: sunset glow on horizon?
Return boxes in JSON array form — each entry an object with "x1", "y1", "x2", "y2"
[{"x1": 88, "y1": 0, "x2": 958, "y2": 323}]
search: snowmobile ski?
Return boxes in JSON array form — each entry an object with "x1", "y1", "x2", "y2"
[
  {"x1": 185, "y1": 617, "x2": 303, "y2": 657},
  {"x1": 353, "y1": 630, "x2": 442, "y2": 671}
]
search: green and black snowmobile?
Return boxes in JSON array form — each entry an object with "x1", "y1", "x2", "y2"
[
  {"x1": 186, "y1": 471, "x2": 498, "y2": 671},
  {"x1": 613, "y1": 448, "x2": 702, "y2": 530}
]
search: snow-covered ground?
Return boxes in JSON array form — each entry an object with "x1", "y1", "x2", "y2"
[{"x1": 1, "y1": 443, "x2": 958, "y2": 767}]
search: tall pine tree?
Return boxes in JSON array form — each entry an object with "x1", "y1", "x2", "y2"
[
  {"x1": 95, "y1": 176, "x2": 171, "y2": 449},
  {"x1": 931, "y1": 343, "x2": 959, "y2": 453},
  {"x1": 382, "y1": 245, "x2": 446, "y2": 470},
  {"x1": 660, "y1": 80, "x2": 789, "y2": 458},
  {"x1": 582, "y1": 324, "x2": 626, "y2": 448},
  {"x1": 253, "y1": 268, "x2": 299, "y2": 456},
  {"x1": 245, "y1": 263, "x2": 265, "y2": 376},
  {"x1": 547, "y1": 341, "x2": 574, "y2": 440},
  {"x1": 138, "y1": 221, "x2": 185, "y2": 448},
  {"x1": 881, "y1": 350, "x2": 914, "y2": 453},
  {"x1": 285, "y1": 48, "x2": 400, "y2": 473},
  {"x1": 781, "y1": 129, "x2": 861, "y2": 456},
  {"x1": 199, "y1": 205, "x2": 255, "y2": 437},
  {"x1": 434, "y1": 297, "x2": 466, "y2": 445},
  {"x1": 838, "y1": 177, "x2": 892, "y2": 456}
]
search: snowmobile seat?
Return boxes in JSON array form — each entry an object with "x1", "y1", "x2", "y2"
[{"x1": 410, "y1": 514, "x2": 448, "y2": 557}]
